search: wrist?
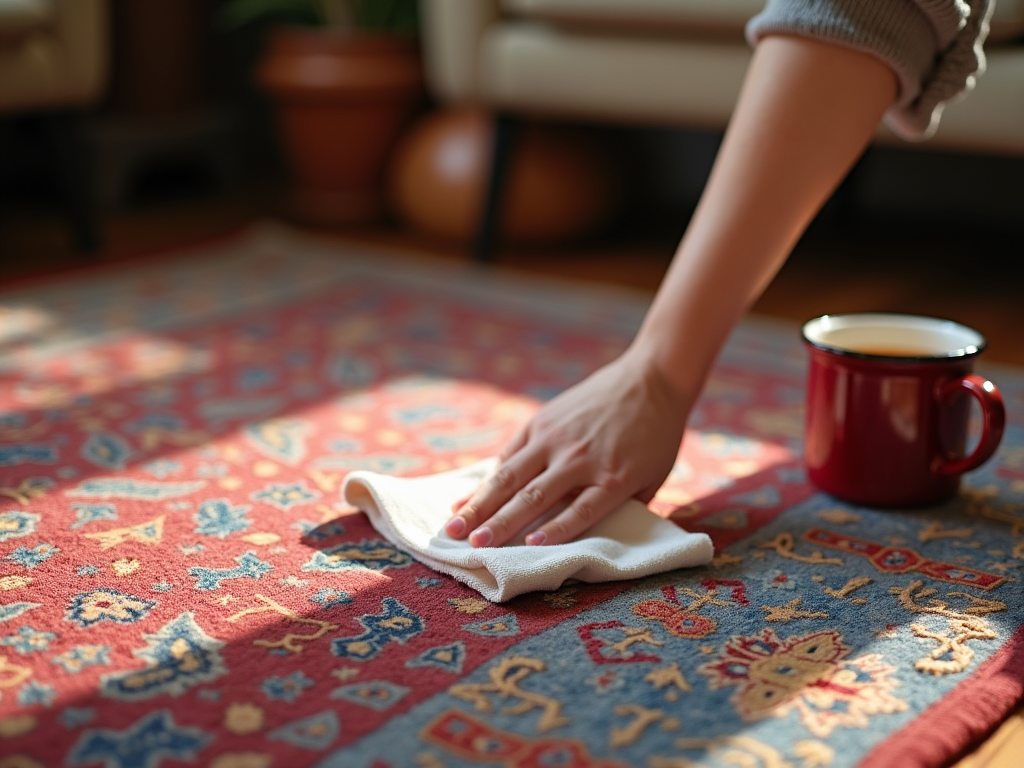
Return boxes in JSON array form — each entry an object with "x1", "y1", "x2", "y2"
[{"x1": 622, "y1": 334, "x2": 703, "y2": 408}]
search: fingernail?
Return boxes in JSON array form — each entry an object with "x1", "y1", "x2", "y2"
[
  {"x1": 525, "y1": 531, "x2": 546, "y2": 546},
  {"x1": 445, "y1": 517, "x2": 466, "y2": 537},
  {"x1": 469, "y1": 527, "x2": 493, "y2": 548}
]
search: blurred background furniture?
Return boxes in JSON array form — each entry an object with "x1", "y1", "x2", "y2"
[
  {"x1": 0, "y1": 0, "x2": 110, "y2": 252},
  {"x1": 418, "y1": 0, "x2": 1024, "y2": 261},
  {"x1": 87, "y1": 0, "x2": 240, "y2": 213}
]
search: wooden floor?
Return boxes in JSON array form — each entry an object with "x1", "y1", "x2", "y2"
[{"x1": 1, "y1": 185, "x2": 1022, "y2": 767}]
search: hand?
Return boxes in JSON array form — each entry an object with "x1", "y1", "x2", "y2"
[{"x1": 444, "y1": 347, "x2": 692, "y2": 546}]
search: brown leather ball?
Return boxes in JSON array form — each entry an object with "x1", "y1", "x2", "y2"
[{"x1": 387, "y1": 107, "x2": 617, "y2": 244}]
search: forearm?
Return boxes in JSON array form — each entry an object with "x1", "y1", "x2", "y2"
[{"x1": 632, "y1": 34, "x2": 898, "y2": 398}]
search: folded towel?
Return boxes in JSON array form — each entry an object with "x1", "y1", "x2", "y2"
[{"x1": 342, "y1": 458, "x2": 714, "y2": 602}]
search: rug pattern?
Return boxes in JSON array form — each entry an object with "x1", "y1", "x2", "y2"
[{"x1": 1, "y1": 226, "x2": 1023, "y2": 768}]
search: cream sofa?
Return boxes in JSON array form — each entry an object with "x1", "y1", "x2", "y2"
[
  {"x1": 0, "y1": 0, "x2": 109, "y2": 251},
  {"x1": 419, "y1": 0, "x2": 1024, "y2": 258},
  {"x1": 421, "y1": 0, "x2": 1024, "y2": 153}
]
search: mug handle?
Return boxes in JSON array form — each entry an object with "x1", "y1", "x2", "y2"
[{"x1": 933, "y1": 374, "x2": 1006, "y2": 476}]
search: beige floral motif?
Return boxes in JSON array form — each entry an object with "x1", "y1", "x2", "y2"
[
  {"x1": 699, "y1": 629, "x2": 907, "y2": 738},
  {"x1": 610, "y1": 704, "x2": 680, "y2": 748},
  {"x1": 210, "y1": 753, "x2": 271, "y2": 768},
  {"x1": 72, "y1": 590, "x2": 150, "y2": 625},
  {"x1": 645, "y1": 663, "x2": 692, "y2": 701},
  {"x1": 226, "y1": 595, "x2": 340, "y2": 654},
  {"x1": 0, "y1": 654, "x2": 31, "y2": 691},
  {"x1": 0, "y1": 755, "x2": 45, "y2": 768},
  {"x1": 0, "y1": 576, "x2": 32, "y2": 591},
  {"x1": 713, "y1": 553, "x2": 744, "y2": 567},
  {"x1": 136, "y1": 427, "x2": 208, "y2": 451},
  {"x1": 760, "y1": 533, "x2": 844, "y2": 566},
  {"x1": 607, "y1": 627, "x2": 665, "y2": 659},
  {"x1": 918, "y1": 521, "x2": 974, "y2": 543},
  {"x1": 252, "y1": 461, "x2": 280, "y2": 478},
  {"x1": 317, "y1": 504, "x2": 348, "y2": 523},
  {"x1": 817, "y1": 509, "x2": 861, "y2": 525},
  {"x1": 889, "y1": 580, "x2": 1005, "y2": 675},
  {"x1": 0, "y1": 478, "x2": 51, "y2": 505},
  {"x1": 794, "y1": 740, "x2": 834, "y2": 767},
  {"x1": 449, "y1": 656, "x2": 570, "y2": 733},
  {"x1": 823, "y1": 577, "x2": 872, "y2": 605},
  {"x1": 309, "y1": 471, "x2": 342, "y2": 493},
  {"x1": 449, "y1": 597, "x2": 491, "y2": 614},
  {"x1": 652, "y1": 736, "x2": 794, "y2": 768},
  {"x1": 224, "y1": 703, "x2": 264, "y2": 735},
  {"x1": 967, "y1": 497, "x2": 1024, "y2": 560},
  {"x1": 111, "y1": 558, "x2": 141, "y2": 577},
  {"x1": 762, "y1": 598, "x2": 829, "y2": 623},
  {"x1": 240, "y1": 532, "x2": 281, "y2": 546},
  {"x1": 0, "y1": 714, "x2": 37, "y2": 738},
  {"x1": 85, "y1": 516, "x2": 165, "y2": 550},
  {"x1": 0, "y1": 420, "x2": 48, "y2": 442}
]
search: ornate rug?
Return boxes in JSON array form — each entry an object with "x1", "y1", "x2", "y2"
[{"x1": 1, "y1": 223, "x2": 1023, "y2": 768}]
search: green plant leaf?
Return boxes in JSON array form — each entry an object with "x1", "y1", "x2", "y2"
[{"x1": 352, "y1": 0, "x2": 419, "y2": 32}]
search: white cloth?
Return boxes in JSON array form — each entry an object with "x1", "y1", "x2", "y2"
[{"x1": 342, "y1": 459, "x2": 715, "y2": 602}]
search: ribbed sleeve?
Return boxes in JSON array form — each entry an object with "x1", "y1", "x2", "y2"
[{"x1": 746, "y1": 0, "x2": 994, "y2": 140}]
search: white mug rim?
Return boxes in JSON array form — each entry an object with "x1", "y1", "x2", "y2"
[{"x1": 801, "y1": 313, "x2": 986, "y2": 361}]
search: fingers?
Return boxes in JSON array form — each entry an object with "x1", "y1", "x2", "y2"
[
  {"x1": 525, "y1": 484, "x2": 625, "y2": 546},
  {"x1": 465, "y1": 468, "x2": 582, "y2": 548},
  {"x1": 444, "y1": 451, "x2": 546, "y2": 545},
  {"x1": 445, "y1": 460, "x2": 626, "y2": 548},
  {"x1": 448, "y1": 428, "x2": 530, "y2": 513}
]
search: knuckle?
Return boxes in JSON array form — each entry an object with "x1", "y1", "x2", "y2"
[
  {"x1": 518, "y1": 485, "x2": 545, "y2": 508},
  {"x1": 544, "y1": 519, "x2": 570, "y2": 541},
  {"x1": 598, "y1": 471, "x2": 627, "y2": 496},
  {"x1": 490, "y1": 466, "x2": 516, "y2": 491},
  {"x1": 571, "y1": 498, "x2": 599, "y2": 525}
]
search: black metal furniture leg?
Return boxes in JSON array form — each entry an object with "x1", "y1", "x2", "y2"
[
  {"x1": 472, "y1": 113, "x2": 518, "y2": 265},
  {"x1": 42, "y1": 111, "x2": 99, "y2": 254}
]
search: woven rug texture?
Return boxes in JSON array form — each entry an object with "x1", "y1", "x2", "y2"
[{"x1": 1, "y1": 224, "x2": 1023, "y2": 768}]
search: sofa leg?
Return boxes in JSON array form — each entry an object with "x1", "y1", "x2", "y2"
[
  {"x1": 473, "y1": 113, "x2": 518, "y2": 265},
  {"x1": 42, "y1": 111, "x2": 100, "y2": 254}
]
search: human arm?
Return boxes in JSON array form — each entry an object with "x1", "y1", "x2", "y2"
[{"x1": 445, "y1": 33, "x2": 899, "y2": 548}]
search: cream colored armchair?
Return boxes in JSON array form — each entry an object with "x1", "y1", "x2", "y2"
[
  {"x1": 419, "y1": 0, "x2": 1024, "y2": 259},
  {"x1": 422, "y1": 0, "x2": 1024, "y2": 152},
  {"x1": 0, "y1": 0, "x2": 109, "y2": 251}
]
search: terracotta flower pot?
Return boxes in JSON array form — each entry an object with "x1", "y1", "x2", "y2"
[{"x1": 257, "y1": 27, "x2": 425, "y2": 224}]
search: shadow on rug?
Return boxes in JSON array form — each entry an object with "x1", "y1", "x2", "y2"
[{"x1": 1, "y1": 223, "x2": 1023, "y2": 768}]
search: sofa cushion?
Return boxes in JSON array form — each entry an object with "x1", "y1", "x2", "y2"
[
  {"x1": 480, "y1": 24, "x2": 752, "y2": 126},
  {"x1": 501, "y1": 0, "x2": 766, "y2": 37},
  {"x1": 505, "y1": 0, "x2": 1024, "y2": 45}
]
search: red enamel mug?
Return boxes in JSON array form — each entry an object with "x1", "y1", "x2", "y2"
[{"x1": 802, "y1": 313, "x2": 1005, "y2": 507}]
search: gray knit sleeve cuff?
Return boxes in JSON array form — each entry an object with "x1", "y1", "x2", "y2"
[{"x1": 745, "y1": 0, "x2": 994, "y2": 141}]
